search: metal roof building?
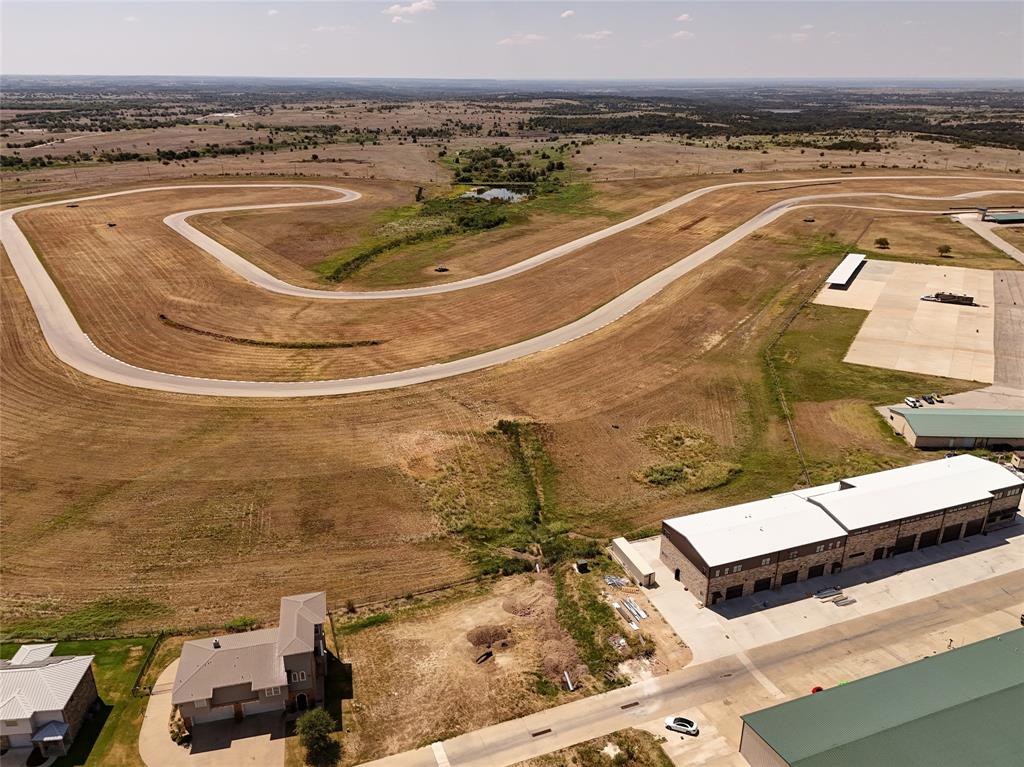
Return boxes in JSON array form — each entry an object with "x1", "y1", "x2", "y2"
[
  {"x1": 887, "y1": 407, "x2": 1024, "y2": 449},
  {"x1": 823, "y1": 253, "x2": 866, "y2": 289},
  {"x1": 663, "y1": 495, "x2": 846, "y2": 569},
  {"x1": 739, "y1": 629, "x2": 1024, "y2": 767},
  {"x1": 659, "y1": 456, "x2": 1022, "y2": 606}
]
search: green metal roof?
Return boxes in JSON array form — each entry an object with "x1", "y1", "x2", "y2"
[
  {"x1": 986, "y1": 212, "x2": 1024, "y2": 224},
  {"x1": 891, "y1": 407, "x2": 1024, "y2": 439},
  {"x1": 741, "y1": 629, "x2": 1024, "y2": 767}
]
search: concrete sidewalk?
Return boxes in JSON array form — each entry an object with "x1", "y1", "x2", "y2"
[{"x1": 632, "y1": 520, "x2": 1024, "y2": 663}]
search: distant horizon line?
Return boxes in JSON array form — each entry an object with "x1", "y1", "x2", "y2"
[{"x1": 4, "y1": 74, "x2": 1023, "y2": 85}]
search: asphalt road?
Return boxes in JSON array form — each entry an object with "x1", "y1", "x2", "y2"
[
  {"x1": 2, "y1": 177, "x2": 1021, "y2": 398},
  {"x1": 358, "y1": 569, "x2": 1024, "y2": 767}
]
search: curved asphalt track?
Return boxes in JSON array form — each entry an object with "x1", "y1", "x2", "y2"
[{"x1": 2, "y1": 176, "x2": 1020, "y2": 397}]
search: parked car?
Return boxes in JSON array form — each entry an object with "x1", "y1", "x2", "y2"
[
  {"x1": 922, "y1": 394, "x2": 935, "y2": 404},
  {"x1": 904, "y1": 397, "x2": 921, "y2": 408},
  {"x1": 664, "y1": 716, "x2": 699, "y2": 736},
  {"x1": 932, "y1": 393, "x2": 945, "y2": 403}
]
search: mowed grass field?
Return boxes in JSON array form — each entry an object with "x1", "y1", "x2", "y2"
[{"x1": 3, "y1": 170, "x2": 1023, "y2": 633}]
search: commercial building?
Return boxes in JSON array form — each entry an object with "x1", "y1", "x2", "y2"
[
  {"x1": 660, "y1": 455, "x2": 1022, "y2": 606},
  {"x1": 739, "y1": 628, "x2": 1024, "y2": 767},
  {"x1": 886, "y1": 406, "x2": 1024, "y2": 449},
  {"x1": 172, "y1": 592, "x2": 327, "y2": 729},
  {"x1": 0, "y1": 645, "x2": 98, "y2": 756}
]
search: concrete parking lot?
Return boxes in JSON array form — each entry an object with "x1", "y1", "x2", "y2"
[
  {"x1": 631, "y1": 519, "x2": 1024, "y2": 665},
  {"x1": 814, "y1": 259, "x2": 995, "y2": 383}
]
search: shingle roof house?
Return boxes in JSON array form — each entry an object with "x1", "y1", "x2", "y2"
[
  {"x1": 171, "y1": 592, "x2": 327, "y2": 729},
  {"x1": 0, "y1": 645, "x2": 98, "y2": 756}
]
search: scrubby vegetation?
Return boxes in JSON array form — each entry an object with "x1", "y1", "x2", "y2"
[{"x1": 635, "y1": 425, "x2": 741, "y2": 490}]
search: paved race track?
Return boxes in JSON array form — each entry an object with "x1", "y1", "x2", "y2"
[{"x1": 2, "y1": 176, "x2": 1021, "y2": 397}]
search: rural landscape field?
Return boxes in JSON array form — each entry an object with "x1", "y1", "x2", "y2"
[{"x1": 2, "y1": 2, "x2": 1023, "y2": 767}]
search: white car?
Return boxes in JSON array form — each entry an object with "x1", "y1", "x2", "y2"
[{"x1": 664, "y1": 716, "x2": 699, "y2": 736}]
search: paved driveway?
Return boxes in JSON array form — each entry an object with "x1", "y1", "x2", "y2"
[{"x1": 138, "y1": 660, "x2": 285, "y2": 767}]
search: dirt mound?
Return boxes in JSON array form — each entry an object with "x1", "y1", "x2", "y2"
[
  {"x1": 540, "y1": 640, "x2": 586, "y2": 681},
  {"x1": 467, "y1": 624, "x2": 509, "y2": 648}
]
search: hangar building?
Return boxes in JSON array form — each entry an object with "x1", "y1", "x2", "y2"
[
  {"x1": 886, "y1": 407, "x2": 1024, "y2": 450},
  {"x1": 739, "y1": 629, "x2": 1024, "y2": 767},
  {"x1": 660, "y1": 455, "x2": 1021, "y2": 606}
]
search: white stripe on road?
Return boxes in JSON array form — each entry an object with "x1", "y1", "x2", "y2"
[{"x1": 737, "y1": 651, "x2": 785, "y2": 699}]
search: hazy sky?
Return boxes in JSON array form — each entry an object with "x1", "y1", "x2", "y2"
[{"x1": 2, "y1": 1, "x2": 1022, "y2": 80}]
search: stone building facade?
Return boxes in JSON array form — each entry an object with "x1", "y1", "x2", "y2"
[{"x1": 660, "y1": 456, "x2": 1023, "y2": 607}]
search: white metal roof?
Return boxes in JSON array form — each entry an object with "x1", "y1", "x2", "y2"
[
  {"x1": 808, "y1": 455, "x2": 1020, "y2": 531},
  {"x1": 10, "y1": 644, "x2": 57, "y2": 665},
  {"x1": 663, "y1": 494, "x2": 847, "y2": 568},
  {"x1": 825, "y1": 253, "x2": 866, "y2": 286},
  {"x1": 0, "y1": 653, "x2": 94, "y2": 720},
  {"x1": 611, "y1": 537, "x2": 655, "y2": 577}
]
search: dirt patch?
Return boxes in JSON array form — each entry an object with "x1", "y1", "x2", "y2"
[{"x1": 338, "y1": 575, "x2": 582, "y2": 764}]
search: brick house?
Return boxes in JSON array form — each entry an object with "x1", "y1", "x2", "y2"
[
  {"x1": 172, "y1": 592, "x2": 327, "y2": 730},
  {"x1": 662, "y1": 455, "x2": 1022, "y2": 606},
  {"x1": 0, "y1": 645, "x2": 98, "y2": 756}
]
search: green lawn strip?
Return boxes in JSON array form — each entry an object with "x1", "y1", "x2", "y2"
[{"x1": 0, "y1": 637, "x2": 157, "y2": 767}]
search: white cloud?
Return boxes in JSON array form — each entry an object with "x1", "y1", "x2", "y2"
[
  {"x1": 789, "y1": 32, "x2": 810, "y2": 42},
  {"x1": 499, "y1": 33, "x2": 546, "y2": 46},
  {"x1": 576, "y1": 30, "x2": 612, "y2": 42},
  {"x1": 383, "y1": 0, "x2": 436, "y2": 20},
  {"x1": 267, "y1": 8, "x2": 279, "y2": 16},
  {"x1": 676, "y1": 14, "x2": 691, "y2": 23},
  {"x1": 800, "y1": 23, "x2": 814, "y2": 30},
  {"x1": 122, "y1": 15, "x2": 140, "y2": 23},
  {"x1": 671, "y1": 29, "x2": 695, "y2": 40},
  {"x1": 560, "y1": 10, "x2": 575, "y2": 19},
  {"x1": 313, "y1": 25, "x2": 355, "y2": 33}
]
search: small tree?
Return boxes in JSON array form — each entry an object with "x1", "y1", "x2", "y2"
[
  {"x1": 874, "y1": 237, "x2": 890, "y2": 249},
  {"x1": 937, "y1": 244, "x2": 952, "y2": 257},
  {"x1": 296, "y1": 709, "x2": 340, "y2": 767}
]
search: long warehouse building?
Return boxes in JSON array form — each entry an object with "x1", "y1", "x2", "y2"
[
  {"x1": 739, "y1": 629, "x2": 1024, "y2": 767},
  {"x1": 660, "y1": 455, "x2": 1022, "y2": 606}
]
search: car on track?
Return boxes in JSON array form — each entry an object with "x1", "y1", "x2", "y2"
[{"x1": 664, "y1": 716, "x2": 699, "y2": 736}]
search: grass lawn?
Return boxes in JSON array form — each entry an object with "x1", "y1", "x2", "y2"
[{"x1": 0, "y1": 637, "x2": 157, "y2": 767}]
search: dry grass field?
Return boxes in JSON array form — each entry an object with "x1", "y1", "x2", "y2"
[
  {"x1": 3, "y1": 155, "x2": 1022, "y2": 639},
  {"x1": 575, "y1": 135, "x2": 1024, "y2": 181}
]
